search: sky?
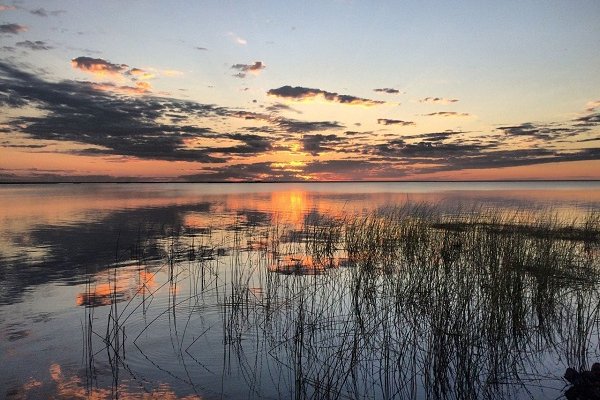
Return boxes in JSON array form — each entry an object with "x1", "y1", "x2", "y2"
[{"x1": 0, "y1": 0, "x2": 599, "y2": 181}]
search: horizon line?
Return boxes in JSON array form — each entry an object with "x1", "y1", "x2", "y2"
[{"x1": 1, "y1": 179, "x2": 599, "y2": 185}]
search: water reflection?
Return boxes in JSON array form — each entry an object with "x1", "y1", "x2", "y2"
[
  {"x1": 76, "y1": 268, "x2": 158, "y2": 308},
  {"x1": 1, "y1": 182, "x2": 599, "y2": 399},
  {"x1": 6, "y1": 363, "x2": 202, "y2": 399}
]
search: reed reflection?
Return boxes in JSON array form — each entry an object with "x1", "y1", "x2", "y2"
[{"x1": 74, "y1": 205, "x2": 599, "y2": 399}]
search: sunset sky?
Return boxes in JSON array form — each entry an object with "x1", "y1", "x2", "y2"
[{"x1": 0, "y1": 0, "x2": 599, "y2": 181}]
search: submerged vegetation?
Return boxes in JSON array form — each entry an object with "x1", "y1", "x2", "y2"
[{"x1": 80, "y1": 204, "x2": 600, "y2": 399}]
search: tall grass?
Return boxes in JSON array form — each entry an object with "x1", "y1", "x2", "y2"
[{"x1": 83, "y1": 205, "x2": 600, "y2": 399}]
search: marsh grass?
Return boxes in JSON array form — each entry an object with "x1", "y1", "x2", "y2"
[{"x1": 82, "y1": 205, "x2": 600, "y2": 399}]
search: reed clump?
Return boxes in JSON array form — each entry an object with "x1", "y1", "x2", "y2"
[{"x1": 83, "y1": 205, "x2": 600, "y2": 399}]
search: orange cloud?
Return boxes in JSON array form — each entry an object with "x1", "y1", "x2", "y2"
[
  {"x1": 232, "y1": 61, "x2": 265, "y2": 78},
  {"x1": 127, "y1": 67, "x2": 156, "y2": 80},
  {"x1": 585, "y1": 100, "x2": 600, "y2": 112},
  {"x1": 71, "y1": 56, "x2": 128, "y2": 77},
  {"x1": 91, "y1": 81, "x2": 152, "y2": 95}
]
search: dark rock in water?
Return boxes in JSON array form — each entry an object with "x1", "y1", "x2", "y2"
[
  {"x1": 566, "y1": 368, "x2": 580, "y2": 385},
  {"x1": 565, "y1": 365, "x2": 600, "y2": 400}
]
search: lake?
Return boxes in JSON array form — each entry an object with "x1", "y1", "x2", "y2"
[{"x1": 1, "y1": 182, "x2": 599, "y2": 399}]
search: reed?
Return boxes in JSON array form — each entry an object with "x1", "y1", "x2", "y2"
[{"x1": 82, "y1": 204, "x2": 600, "y2": 399}]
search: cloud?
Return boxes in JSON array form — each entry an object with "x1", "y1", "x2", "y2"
[
  {"x1": 71, "y1": 57, "x2": 128, "y2": 77},
  {"x1": 211, "y1": 133, "x2": 272, "y2": 156},
  {"x1": 268, "y1": 86, "x2": 385, "y2": 107},
  {"x1": 573, "y1": 112, "x2": 600, "y2": 127},
  {"x1": 231, "y1": 61, "x2": 265, "y2": 78},
  {"x1": 30, "y1": 8, "x2": 48, "y2": 16},
  {"x1": 367, "y1": 133, "x2": 600, "y2": 174},
  {"x1": 423, "y1": 111, "x2": 470, "y2": 117},
  {"x1": 0, "y1": 23, "x2": 27, "y2": 34},
  {"x1": 372, "y1": 139, "x2": 490, "y2": 159},
  {"x1": 0, "y1": 61, "x2": 231, "y2": 163},
  {"x1": 265, "y1": 102, "x2": 301, "y2": 114},
  {"x1": 184, "y1": 162, "x2": 298, "y2": 182},
  {"x1": 377, "y1": 119, "x2": 415, "y2": 126},
  {"x1": 162, "y1": 69, "x2": 183, "y2": 77},
  {"x1": 374, "y1": 88, "x2": 401, "y2": 94},
  {"x1": 90, "y1": 81, "x2": 152, "y2": 95},
  {"x1": 228, "y1": 32, "x2": 247, "y2": 45},
  {"x1": 28, "y1": 8, "x2": 65, "y2": 17},
  {"x1": 275, "y1": 117, "x2": 343, "y2": 133},
  {"x1": 16, "y1": 40, "x2": 53, "y2": 51},
  {"x1": 126, "y1": 67, "x2": 155, "y2": 80},
  {"x1": 585, "y1": 100, "x2": 600, "y2": 112},
  {"x1": 301, "y1": 134, "x2": 343, "y2": 155},
  {"x1": 0, "y1": 142, "x2": 47, "y2": 149},
  {"x1": 401, "y1": 131, "x2": 464, "y2": 142},
  {"x1": 302, "y1": 159, "x2": 406, "y2": 180},
  {"x1": 498, "y1": 122, "x2": 581, "y2": 139},
  {"x1": 419, "y1": 97, "x2": 459, "y2": 104}
]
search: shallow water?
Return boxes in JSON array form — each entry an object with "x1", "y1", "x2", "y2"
[{"x1": 1, "y1": 182, "x2": 599, "y2": 399}]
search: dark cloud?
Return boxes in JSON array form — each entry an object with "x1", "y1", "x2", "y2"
[
  {"x1": 573, "y1": 112, "x2": 600, "y2": 127},
  {"x1": 302, "y1": 159, "x2": 406, "y2": 179},
  {"x1": 0, "y1": 142, "x2": 47, "y2": 148},
  {"x1": 231, "y1": 61, "x2": 265, "y2": 78},
  {"x1": 268, "y1": 86, "x2": 385, "y2": 106},
  {"x1": 0, "y1": 23, "x2": 27, "y2": 34},
  {"x1": 30, "y1": 8, "x2": 48, "y2": 16},
  {"x1": 32, "y1": 8, "x2": 65, "y2": 16},
  {"x1": 368, "y1": 135, "x2": 600, "y2": 173},
  {"x1": 423, "y1": 111, "x2": 470, "y2": 117},
  {"x1": 71, "y1": 56, "x2": 128, "y2": 75},
  {"x1": 302, "y1": 134, "x2": 344, "y2": 156},
  {"x1": 265, "y1": 102, "x2": 301, "y2": 114},
  {"x1": 374, "y1": 88, "x2": 400, "y2": 94},
  {"x1": 401, "y1": 131, "x2": 464, "y2": 142},
  {"x1": 377, "y1": 119, "x2": 415, "y2": 126},
  {"x1": 212, "y1": 133, "x2": 272, "y2": 156},
  {"x1": 498, "y1": 122, "x2": 582, "y2": 140},
  {"x1": 185, "y1": 158, "x2": 407, "y2": 181},
  {"x1": 419, "y1": 97, "x2": 459, "y2": 104},
  {"x1": 275, "y1": 118, "x2": 343, "y2": 133},
  {"x1": 15, "y1": 40, "x2": 52, "y2": 51},
  {"x1": 0, "y1": 169, "x2": 145, "y2": 183},
  {"x1": 184, "y1": 162, "x2": 299, "y2": 182},
  {"x1": 437, "y1": 148, "x2": 600, "y2": 171},
  {"x1": 0, "y1": 61, "x2": 231, "y2": 162},
  {"x1": 227, "y1": 108, "x2": 343, "y2": 135},
  {"x1": 373, "y1": 140, "x2": 489, "y2": 159}
]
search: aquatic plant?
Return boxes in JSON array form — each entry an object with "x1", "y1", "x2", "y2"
[{"x1": 81, "y1": 205, "x2": 600, "y2": 399}]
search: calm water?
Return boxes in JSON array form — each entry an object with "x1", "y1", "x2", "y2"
[{"x1": 1, "y1": 182, "x2": 599, "y2": 399}]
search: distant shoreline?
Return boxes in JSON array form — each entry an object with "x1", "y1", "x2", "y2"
[{"x1": 1, "y1": 179, "x2": 599, "y2": 185}]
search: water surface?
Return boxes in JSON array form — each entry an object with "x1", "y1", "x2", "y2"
[{"x1": 1, "y1": 182, "x2": 599, "y2": 399}]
